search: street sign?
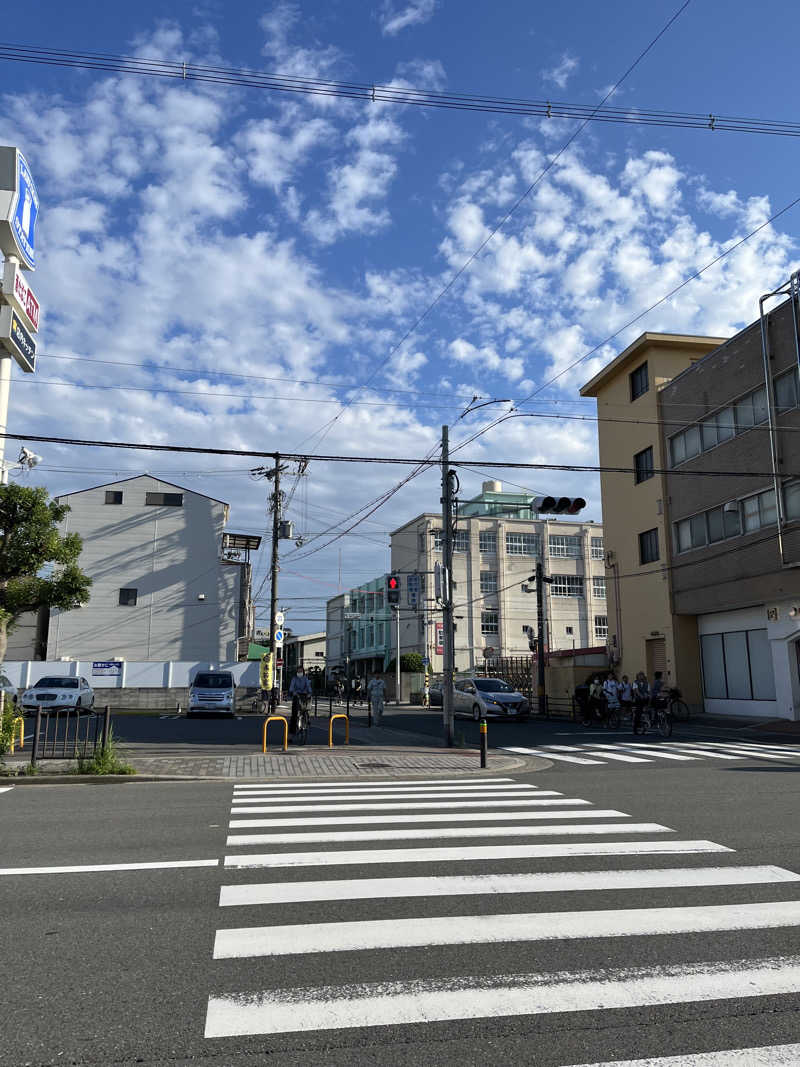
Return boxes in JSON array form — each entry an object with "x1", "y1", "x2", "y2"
[
  {"x1": 92, "y1": 661, "x2": 122, "y2": 676},
  {"x1": 1, "y1": 260, "x2": 39, "y2": 331},
  {"x1": 274, "y1": 629, "x2": 284, "y2": 646},
  {"x1": 435, "y1": 621, "x2": 443, "y2": 655},
  {"x1": 0, "y1": 305, "x2": 35, "y2": 372},
  {"x1": 407, "y1": 573, "x2": 420, "y2": 608},
  {"x1": 274, "y1": 611, "x2": 285, "y2": 627},
  {"x1": 0, "y1": 147, "x2": 39, "y2": 270},
  {"x1": 421, "y1": 656, "x2": 430, "y2": 666}
]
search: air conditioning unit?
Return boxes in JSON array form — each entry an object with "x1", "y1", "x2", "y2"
[{"x1": 723, "y1": 500, "x2": 739, "y2": 514}]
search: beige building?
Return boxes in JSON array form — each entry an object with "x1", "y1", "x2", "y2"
[
  {"x1": 390, "y1": 482, "x2": 606, "y2": 673},
  {"x1": 580, "y1": 332, "x2": 727, "y2": 704}
]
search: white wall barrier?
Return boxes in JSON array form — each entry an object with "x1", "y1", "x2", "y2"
[{"x1": 3, "y1": 660, "x2": 262, "y2": 690}]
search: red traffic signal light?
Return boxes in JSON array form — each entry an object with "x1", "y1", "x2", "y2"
[{"x1": 387, "y1": 573, "x2": 401, "y2": 604}]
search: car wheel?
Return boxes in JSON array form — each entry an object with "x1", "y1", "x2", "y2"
[{"x1": 472, "y1": 704, "x2": 481, "y2": 722}]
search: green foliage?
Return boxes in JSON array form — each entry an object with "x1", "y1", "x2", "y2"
[
  {"x1": 0, "y1": 484, "x2": 92, "y2": 658},
  {"x1": 74, "y1": 728, "x2": 135, "y2": 775},
  {"x1": 385, "y1": 653, "x2": 425, "y2": 673},
  {"x1": 0, "y1": 702, "x2": 20, "y2": 755}
]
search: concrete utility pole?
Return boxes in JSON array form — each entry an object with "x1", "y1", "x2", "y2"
[
  {"x1": 395, "y1": 604, "x2": 401, "y2": 705},
  {"x1": 536, "y1": 558, "x2": 547, "y2": 716},
  {"x1": 268, "y1": 454, "x2": 281, "y2": 714},
  {"x1": 441, "y1": 424, "x2": 455, "y2": 747}
]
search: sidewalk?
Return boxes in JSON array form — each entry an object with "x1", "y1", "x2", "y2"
[{"x1": 687, "y1": 712, "x2": 800, "y2": 738}]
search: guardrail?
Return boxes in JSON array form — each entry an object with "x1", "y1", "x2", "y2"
[
  {"x1": 262, "y1": 715, "x2": 288, "y2": 753},
  {"x1": 30, "y1": 706, "x2": 111, "y2": 767},
  {"x1": 329, "y1": 713, "x2": 349, "y2": 747}
]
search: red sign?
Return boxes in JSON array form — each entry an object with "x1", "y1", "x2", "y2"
[
  {"x1": 13, "y1": 268, "x2": 39, "y2": 331},
  {"x1": 435, "y1": 622, "x2": 443, "y2": 656}
]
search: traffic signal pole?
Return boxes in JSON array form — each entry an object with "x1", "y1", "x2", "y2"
[
  {"x1": 395, "y1": 604, "x2": 401, "y2": 705},
  {"x1": 441, "y1": 424, "x2": 455, "y2": 747},
  {"x1": 536, "y1": 557, "x2": 547, "y2": 717}
]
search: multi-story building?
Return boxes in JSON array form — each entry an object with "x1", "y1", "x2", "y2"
[
  {"x1": 580, "y1": 332, "x2": 726, "y2": 702},
  {"x1": 48, "y1": 475, "x2": 257, "y2": 663},
  {"x1": 284, "y1": 631, "x2": 326, "y2": 675},
  {"x1": 389, "y1": 482, "x2": 606, "y2": 673},
  {"x1": 659, "y1": 282, "x2": 800, "y2": 718},
  {"x1": 325, "y1": 576, "x2": 393, "y2": 680}
]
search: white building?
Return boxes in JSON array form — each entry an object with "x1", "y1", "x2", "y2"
[
  {"x1": 390, "y1": 482, "x2": 607, "y2": 673},
  {"x1": 47, "y1": 475, "x2": 257, "y2": 663}
]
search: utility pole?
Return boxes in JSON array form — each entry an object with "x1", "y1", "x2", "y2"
[
  {"x1": 268, "y1": 453, "x2": 281, "y2": 714},
  {"x1": 395, "y1": 604, "x2": 401, "y2": 705},
  {"x1": 441, "y1": 424, "x2": 455, "y2": 747},
  {"x1": 535, "y1": 558, "x2": 546, "y2": 716}
]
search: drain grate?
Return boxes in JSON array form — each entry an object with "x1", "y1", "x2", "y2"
[{"x1": 354, "y1": 762, "x2": 392, "y2": 769}]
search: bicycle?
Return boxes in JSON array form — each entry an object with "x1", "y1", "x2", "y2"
[
  {"x1": 291, "y1": 695, "x2": 310, "y2": 745},
  {"x1": 667, "y1": 686, "x2": 690, "y2": 722},
  {"x1": 634, "y1": 701, "x2": 672, "y2": 738}
]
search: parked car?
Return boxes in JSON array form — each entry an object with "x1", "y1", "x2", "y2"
[
  {"x1": 188, "y1": 670, "x2": 236, "y2": 716},
  {"x1": 453, "y1": 677, "x2": 530, "y2": 721},
  {"x1": 427, "y1": 681, "x2": 443, "y2": 707},
  {"x1": 21, "y1": 676, "x2": 95, "y2": 715},
  {"x1": 0, "y1": 671, "x2": 18, "y2": 709}
]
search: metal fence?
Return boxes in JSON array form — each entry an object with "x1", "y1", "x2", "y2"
[{"x1": 30, "y1": 707, "x2": 111, "y2": 765}]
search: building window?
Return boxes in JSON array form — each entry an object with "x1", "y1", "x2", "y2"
[
  {"x1": 639, "y1": 528, "x2": 659, "y2": 564},
  {"x1": 594, "y1": 615, "x2": 608, "y2": 639},
  {"x1": 633, "y1": 446, "x2": 654, "y2": 484},
  {"x1": 367, "y1": 626, "x2": 374, "y2": 648},
  {"x1": 453, "y1": 530, "x2": 470, "y2": 553},
  {"x1": 701, "y1": 629, "x2": 775, "y2": 701},
  {"x1": 590, "y1": 536, "x2": 604, "y2": 560},
  {"x1": 675, "y1": 501, "x2": 743, "y2": 553},
  {"x1": 775, "y1": 367, "x2": 799, "y2": 413},
  {"x1": 549, "y1": 534, "x2": 581, "y2": 558},
  {"x1": 479, "y1": 530, "x2": 497, "y2": 555},
  {"x1": 119, "y1": 588, "x2": 138, "y2": 606},
  {"x1": 145, "y1": 492, "x2": 183, "y2": 507},
  {"x1": 551, "y1": 575, "x2": 584, "y2": 597},
  {"x1": 375, "y1": 591, "x2": 384, "y2": 609},
  {"x1": 565, "y1": 626, "x2": 574, "y2": 635},
  {"x1": 432, "y1": 529, "x2": 443, "y2": 551},
  {"x1": 376, "y1": 622, "x2": 384, "y2": 645},
  {"x1": 785, "y1": 481, "x2": 800, "y2": 520},
  {"x1": 105, "y1": 490, "x2": 123, "y2": 505},
  {"x1": 592, "y1": 576, "x2": 606, "y2": 598},
  {"x1": 481, "y1": 611, "x2": 499, "y2": 635},
  {"x1": 742, "y1": 488, "x2": 777, "y2": 533},
  {"x1": 358, "y1": 629, "x2": 365, "y2": 650},
  {"x1": 480, "y1": 571, "x2": 497, "y2": 594},
  {"x1": 505, "y1": 533, "x2": 540, "y2": 556},
  {"x1": 629, "y1": 362, "x2": 649, "y2": 401}
]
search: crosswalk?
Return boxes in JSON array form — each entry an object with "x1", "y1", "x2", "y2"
[
  {"x1": 204, "y1": 774, "x2": 800, "y2": 1061},
  {"x1": 501, "y1": 737, "x2": 800, "y2": 767}
]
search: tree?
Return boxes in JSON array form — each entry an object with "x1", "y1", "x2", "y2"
[
  {"x1": 0, "y1": 484, "x2": 91, "y2": 664},
  {"x1": 386, "y1": 653, "x2": 425, "y2": 673}
]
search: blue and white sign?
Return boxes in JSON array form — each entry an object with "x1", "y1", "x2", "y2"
[
  {"x1": 92, "y1": 661, "x2": 122, "y2": 677},
  {"x1": 421, "y1": 656, "x2": 430, "y2": 666},
  {"x1": 274, "y1": 629, "x2": 284, "y2": 647},
  {"x1": 0, "y1": 147, "x2": 39, "y2": 270},
  {"x1": 407, "y1": 572, "x2": 420, "y2": 608}
]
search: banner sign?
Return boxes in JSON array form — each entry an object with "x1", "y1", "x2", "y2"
[
  {"x1": 2, "y1": 259, "x2": 40, "y2": 331},
  {"x1": 406, "y1": 573, "x2": 420, "y2": 608},
  {"x1": 92, "y1": 661, "x2": 122, "y2": 676},
  {"x1": 435, "y1": 621, "x2": 443, "y2": 656},
  {"x1": 0, "y1": 147, "x2": 39, "y2": 270},
  {"x1": 0, "y1": 305, "x2": 36, "y2": 372}
]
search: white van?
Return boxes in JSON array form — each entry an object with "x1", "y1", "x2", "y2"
[{"x1": 188, "y1": 670, "x2": 236, "y2": 716}]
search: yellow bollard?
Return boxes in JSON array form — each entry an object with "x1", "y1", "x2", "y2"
[
  {"x1": 262, "y1": 715, "x2": 288, "y2": 753},
  {"x1": 329, "y1": 713, "x2": 349, "y2": 747},
  {"x1": 9, "y1": 716, "x2": 24, "y2": 754}
]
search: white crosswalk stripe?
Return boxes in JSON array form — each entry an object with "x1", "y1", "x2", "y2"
[
  {"x1": 500, "y1": 739, "x2": 800, "y2": 767},
  {"x1": 204, "y1": 774, "x2": 800, "y2": 1061}
]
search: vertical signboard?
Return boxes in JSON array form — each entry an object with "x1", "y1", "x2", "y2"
[
  {"x1": 435, "y1": 621, "x2": 444, "y2": 656},
  {"x1": 0, "y1": 147, "x2": 39, "y2": 270}
]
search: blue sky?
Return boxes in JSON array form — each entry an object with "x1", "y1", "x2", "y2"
[{"x1": 1, "y1": 1, "x2": 798, "y2": 634}]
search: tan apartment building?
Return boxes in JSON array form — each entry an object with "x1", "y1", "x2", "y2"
[
  {"x1": 580, "y1": 333, "x2": 727, "y2": 705},
  {"x1": 389, "y1": 482, "x2": 606, "y2": 674}
]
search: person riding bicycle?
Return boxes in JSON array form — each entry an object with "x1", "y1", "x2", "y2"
[
  {"x1": 288, "y1": 666, "x2": 312, "y2": 734},
  {"x1": 650, "y1": 671, "x2": 665, "y2": 709},
  {"x1": 632, "y1": 671, "x2": 650, "y2": 733}
]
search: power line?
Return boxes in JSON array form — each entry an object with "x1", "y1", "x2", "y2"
[{"x1": 2, "y1": 39, "x2": 798, "y2": 138}]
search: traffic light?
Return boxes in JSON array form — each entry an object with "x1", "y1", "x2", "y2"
[
  {"x1": 387, "y1": 573, "x2": 401, "y2": 605},
  {"x1": 533, "y1": 495, "x2": 586, "y2": 515}
]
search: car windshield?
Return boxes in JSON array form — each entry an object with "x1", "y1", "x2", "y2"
[
  {"x1": 193, "y1": 673, "x2": 234, "y2": 689},
  {"x1": 35, "y1": 677, "x2": 79, "y2": 688},
  {"x1": 474, "y1": 679, "x2": 514, "y2": 693}
]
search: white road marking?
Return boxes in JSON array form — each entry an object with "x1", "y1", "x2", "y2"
[
  {"x1": 218, "y1": 864, "x2": 799, "y2": 907},
  {"x1": 223, "y1": 839, "x2": 730, "y2": 869},
  {"x1": 230, "y1": 790, "x2": 557, "y2": 807},
  {"x1": 698, "y1": 744, "x2": 792, "y2": 761},
  {"x1": 213, "y1": 899, "x2": 800, "y2": 959},
  {"x1": 500, "y1": 746, "x2": 604, "y2": 765},
  {"x1": 231, "y1": 797, "x2": 582, "y2": 815},
  {"x1": 204, "y1": 955, "x2": 800, "y2": 1036},
  {"x1": 0, "y1": 859, "x2": 220, "y2": 876},
  {"x1": 568, "y1": 1044, "x2": 800, "y2": 1065},
  {"x1": 656, "y1": 744, "x2": 745, "y2": 760},
  {"x1": 580, "y1": 750, "x2": 652, "y2": 763},
  {"x1": 228, "y1": 809, "x2": 627, "y2": 830},
  {"x1": 0, "y1": 786, "x2": 13, "y2": 794},
  {"x1": 232, "y1": 777, "x2": 518, "y2": 792},
  {"x1": 225, "y1": 822, "x2": 671, "y2": 846},
  {"x1": 230, "y1": 786, "x2": 538, "y2": 799},
  {"x1": 709, "y1": 741, "x2": 800, "y2": 757},
  {"x1": 608, "y1": 745, "x2": 698, "y2": 761}
]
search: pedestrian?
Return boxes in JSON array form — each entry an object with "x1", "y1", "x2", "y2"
[
  {"x1": 603, "y1": 672, "x2": 621, "y2": 711},
  {"x1": 633, "y1": 671, "x2": 650, "y2": 733},
  {"x1": 353, "y1": 676, "x2": 363, "y2": 705},
  {"x1": 367, "y1": 675, "x2": 386, "y2": 725},
  {"x1": 651, "y1": 670, "x2": 665, "y2": 708},
  {"x1": 588, "y1": 676, "x2": 605, "y2": 722},
  {"x1": 620, "y1": 674, "x2": 633, "y2": 722}
]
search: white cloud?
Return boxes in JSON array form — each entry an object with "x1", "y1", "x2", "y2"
[
  {"x1": 541, "y1": 53, "x2": 579, "y2": 90},
  {"x1": 379, "y1": 0, "x2": 437, "y2": 37},
  {"x1": 449, "y1": 338, "x2": 526, "y2": 381}
]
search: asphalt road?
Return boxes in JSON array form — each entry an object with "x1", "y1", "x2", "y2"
[{"x1": 4, "y1": 740, "x2": 800, "y2": 1065}]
